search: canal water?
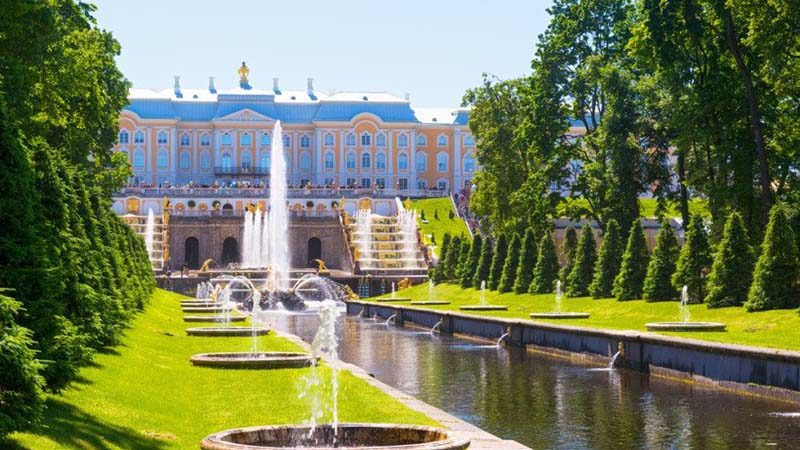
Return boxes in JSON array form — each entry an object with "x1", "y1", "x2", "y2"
[{"x1": 268, "y1": 310, "x2": 800, "y2": 450}]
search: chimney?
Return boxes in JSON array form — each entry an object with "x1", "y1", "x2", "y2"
[
  {"x1": 273, "y1": 77, "x2": 281, "y2": 94},
  {"x1": 404, "y1": 92, "x2": 410, "y2": 102},
  {"x1": 208, "y1": 76, "x2": 216, "y2": 93},
  {"x1": 307, "y1": 77, "x2": 314, "y2": 91},
  {"x1": 173, "y1": 75, "x2": 183, "y2": 98}
]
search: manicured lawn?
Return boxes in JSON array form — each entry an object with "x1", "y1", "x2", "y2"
[
  {"x1": 6, "y1": 289, "x2": 435, "y2": 450},
  {"x1": 406, "y1": 197, "x2": 470, "y2": 247},
  {"x1": 558, "y1": 197, "x2": 710, "y2": 219},
  {"x1": 370, "y1": 283, "x2": 800, "y2": 352}
]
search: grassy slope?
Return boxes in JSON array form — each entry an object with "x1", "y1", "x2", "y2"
[
  {"x1": 407, "y1": 197, "x2": 470, "y2": 247},
  {"x1": 372, "y1": 283, "x2": 800, "y2": 351},
  {"x1": 8, "y1": 289, "x2": 435, "y2": 450},
  {"x1": 558, "y1": 197, "x2": 710, "y2": 219}
]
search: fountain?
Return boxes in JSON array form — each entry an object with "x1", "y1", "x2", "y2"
[
  {"x1": 186, "y1": 277, "x2": 270, "y2": 338},
  {"x1": 645, "y1": 285, "x2": 726, "y2": 331},
  {"x1": 496, "y1": 327, "x2": 510, "y2": 347},
  {"x1": 144, "y1": 208, "x2": 155, "y2": 259},
  {"x1": 411, "y1": 279, "x2": 450, "y2": 305},
  {"x1": 530, "y1": 280, "x2": 590, "y2": 319},
  {"x1": 460, "y1": 280, "x2": 508, "y2": 311},
  {"x1": 384, "y1": 313, "x2": 397, "y2": 326},
  {"x1": 242, "y1": 208, "x2": 269, "y2": 268},
  {"x1": 430, "y1": 319, "x2": 443, "y2": 334},
  {"x1": 376, "y1": 280, "x2": 410, "y2": 302},
  {"x1": 268, "y1": 121, "x2": 290, "y2": 290}
]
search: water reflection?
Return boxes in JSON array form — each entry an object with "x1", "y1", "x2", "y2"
[{"x1": 269, "y1": 312, "x2": 800, "y2": 450}]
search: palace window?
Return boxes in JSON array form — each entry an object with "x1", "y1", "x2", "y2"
[
  {"x1": 398, "y1": 178, "x2": 408, "y2": 190},
  {"x1": 300, "y1": 135, "x2": 310, "y2": 148},
  {"x1": 180, "y1": 134, "x2": 190, "y2": 146},
  {"x1": 300, "y1": 151, "x2": 311, "y2": 170},
  {"x1": 417, "y1": 179, "x2": 428, "y2": 189},
  {"x1": 324, "y1": 133, "x2": 334, "y2": 146},
  {"x1": 324, "y1": 152, "x2": 335, "y2": 169},
  {"x1": 416, "y1": 134, "x2": 427, "y2": 146},
  {"x1": 134, "y1": 130, "x2": 145, "y2": 144},
  {"x1": 437, "y1": 179, "x2": 448, "y2": 190},
  {"x1": 437, "y1": 134, "x2": 448, "y2": 147},
  {"x1": 361, "y1": 178, "x2": 371, "y2": 188},
  {"x1": 133, "y1": 149, "x2": 145, "y2": 168},
  {"x1": 346, "y1": 151, "x2": 356, "y2": 169},
  {"x1": 241, "y1": 151, "x2": 252, "y2": 170},
  {"x1": 157, "y1": 131, "x2": 168, "y2": 145},
  {"x1": 261, "y1": 133, "x2": 271, "y2": 146},
  {"x1": 324, "y1": 177, "x2": 334, "y2": 186},
  {"x1": 375, "y1": 178, "x2": 385, "y2": 189},
  {"x1": 179, "y1": 150, "x2": 190, "y2": 169},
  {"x1": 119, "y1": 130, "x2": 129, "y2": 144},
  {"x1": 221, "y1": 133, "x2": 232, "y2": 146},
  {"x1": 361, "y1": 152, "x2": 371, "y2": 169},
  {"x1": 376, "y1": 133, "x2": 386, "y2": 147},
  {"x1": 376, "y1": 152, "x2": 386, "y2": 170},
  {"x1": 463, "y1": 156, "x2": 476, "y2": 173},
  {"x1": 241, "y1": 132, "x2": 252, "y2": 146},
  {"x1": 283, "y1": 134, "x2": 291, "y2": 148},
  {"x1": 437, "y1": 152, "x2": 448, "y2": 172},
  {"x1": 345, "y1": 133, "x2": 356, "y2": 146},
  {"x1": 157, "y1": 149, "x2": 169, "y2": 168},
  {"x1": 200, "y1": 151, "x2": 211, "y2": 169},
  {"x1": 346, "y1": 177, "x2": 356, "y2": 187},
  {"x1": 361, "y1": 132, "x2": 371, "y2": 146},
  {"x1": 200, "y1": 134, "x2": 211, "y2": 146},
  {"x1": 260, "y1": 152, "x2": 271, "y2": 171},
  {"x1": 464, "y1": 135, "x2": 475, "y2": 146},
  {"x1": 415, "y1": 152, "x2": 427, "y2": 172},
  {"x1": 398, "y1": 153, "x2": 408, "y2": 170},
  {"x1": 398, "y1": 134, "x2": 408, "y2": 148},
  {"x1": 221, "y1": 153, "x2": 232, "y2": 170}
]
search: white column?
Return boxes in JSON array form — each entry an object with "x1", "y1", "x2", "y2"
[
  {"x1": 339, "y1": 130, "x2": 345, "y2": 185},
  {"x1": 387, "y1": 130, "x2": 394, "y2": 191},
  {"x1": 292, "y1": 131, "x2": 299, "y2": 185},
  {"x1": 410, "y1": 129, "x2": 418, "y2": 195},
  {"x1": 314, "y1": 128, "x2": 322, "y2": 184},
  {"x1": 192, "y1": 129, "x2": 199, "y2": 182},
  {"x1": 453, "y1": 129, "x2": 462, "y2": 191},
  {"x1": 145, "y1": 128, "x2": 152, "y2": 183}
]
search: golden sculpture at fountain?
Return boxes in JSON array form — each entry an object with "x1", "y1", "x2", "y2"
[{"x1": 314, "y1": 259, "x2": 330, "y2": 275}]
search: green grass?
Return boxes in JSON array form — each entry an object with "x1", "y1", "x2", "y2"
[
  {"x1": 557, "y1": 197, "x2": 710, "y2": 219},
  {"x1": 406, "y1": 197, "x2": 470, "y2": 247},
  {"x1": 371, "y1": 283, "x2": 800, "y2": 351},
  {"x1": 7, "y1": 289, "x2": 435, "y2": 450}
]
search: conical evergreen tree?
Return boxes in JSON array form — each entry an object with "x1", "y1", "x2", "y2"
[
  {"x1": 745, "y1": 206, "x2": 800, "y2": 311},
  {"x1": 613, "y1": 220, "x2": 650, "y2": 300},
  {"x1": 442, "y1": 235, "x2": 463, "y2": 281},
  {"x1": 431, "y1": 232, "x2": 452, "y2": 283},
  {"x1": 643, "y1": 221, "x2": 680, "y2": 301},
  {"x1": 498, "y1": 234, "x2": 521, "y2": 293},
  {"x1": 530, "y1": 232, "x2": 560, "y2": 293},
  {"x1": 589, "y1": 219, "x2": 622, "y2": 298},
  {"x1": 559, "y1": 226, "x2": 578, "y2": 285},
  {"x1": 460, "y1": 235, "x2": 483, "y2": 288},
  {"x1": 671, "y1": 217, "x2": 711, "y2": 303},
  {"x1": 513, "y1": 228, "x2": 539, "y2": 294},
  {"x1": 566, "y1": 224, "x2": 597, "y2": 297},
  {"x1": 488, "y1": 233, "x2": 508, "y2": 290},
  {"x1": 473, "y1": 237, "x2": 494, "y2": 289},
  {"x1": 455, "y1": 240, "x2": 471, "y2": 283},
  {"x1": 705, "y1": 212, "x2": 754, "y2": 308}
]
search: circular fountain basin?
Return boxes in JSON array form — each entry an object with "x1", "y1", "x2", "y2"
[
  {"x1": 459, "y1": 305, "x2": 508, "y2": 311},
  {"x1": 186, "y1": 327, "x2": 270, "y2": 337},
  {"x1": 410, "y1": 301, "x2": 451, "y2": 306},
  {"x1": 376, "y1": 298, "x2": 411, "y2": 303},
  {"x1": 190, "y1": 352, "x2": 315, "y2": 369},
  {"x1": 200, "y1": 424, "x2": 469, "y2": 450},
  {"x1": 645, "y1": 322, "x2": 726, "y2": 332},
  {"x1": 182, "y1": 306, "x2": 235, "y2": 313},
  {"x1": 183, "y1": 315, "x2": 246, "y2": 323},
  {"x1": 530, "y1": 312, "x2": 590, "y2": 319}
]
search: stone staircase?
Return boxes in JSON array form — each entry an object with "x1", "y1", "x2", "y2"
[{"x1": 346, "y1": 208, "x2": 428, "y2": 276}]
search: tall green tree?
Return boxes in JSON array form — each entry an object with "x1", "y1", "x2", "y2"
[
  {"x1": 745, "y1": 206, "x2": 800, "y2": 311},
  {"x1": 590, "y1": 219, "x2": 622, "y2": 298},
  {"x1": 498, "y1": 234, "x2": 521, "y2": 293},
  {"x1": 705, "y1": 212, "x2": 754, "y2": 308},
  {"x1": 643, "y1": 221, "x2": 680, "y2": 301},
  {"x1": 672, "y1": 217, "x2": 711, "y2": 303},
  {"x1": 460, "y1": 235, "x2": 483, "y2": 288},
  {"x1": 613, "y1": 220, "x2": 650, "y2": 300},
  {"x1": 559, "y1": 226, "x2": 578, "y2": 284},
  {"x1": 513, "y1": 228, "x2": 539, "y2": 294},
  {"x1": 488, "y1": 233, "x2": 508, "y2": 290},
  {"x1": 442, "y1": 235, "x2": 463, "y2": 282},
  {"x1": 472, "y1": 237, "x2": 494, "y2": 289},
  {"x1": 566, "y1": 224, "x2": 597, "y2": 297},
  {"x1": 530, "y1": 233, "x2": 560, "y2": 293}
]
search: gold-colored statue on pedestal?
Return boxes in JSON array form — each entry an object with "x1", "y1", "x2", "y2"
[
  {"x1": 200, "y1": 259, "x2": 215, "y2": 272},
  {"x1": 342, "y1": 285, "x2": 359, "y2": 301},
  {"x1": 397, "y1": 278, "x2": 411, "y2": 290},
  {"x1": 238, "y1": 61, "x2": 249, "y2": 83},
  {"x1": 314, "y1": 259, "x2": 330, "y2": 275}
]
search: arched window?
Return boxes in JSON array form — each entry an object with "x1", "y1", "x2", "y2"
[
  {"x1": 261, "y1": 133, "x2": 271, "y2": 146},
  {"x1": 119, "y1": 130, "x2": 129, "y2": 144},
  {"x1": 416, "y1": 134, "x2": 427, "y2": 146},
  {"x1": 346, "y1": 151, "x2": 356, "y2": 169},
  {"x1": 260, "y1": 152, "x2": 271, "y2": 171},
  {"x1": 324, "y1": 133, "x2": 334, "y2": 146},
  {"x1": 376, "y1": 152, "x2": 386, "y2": 170},
  {"x1": 184, "y1": 237, "x2": 200, "y2": 269},
  {"x1": 179, "y1": 150, "x2": 190, "y2": 169},
  {"x1": 133, "y1": 149, "x2": 145, "y2": 168},
  {"x1": 221, "y1": 153, "x2": 232, "y2": 170},
  {"x1": 464, "y1": 135, "x2": 475, "y2": 146},
  {"x1": 398, "y1": 134, "x2": 408, "y2": 147},
  {"x1": 437, "y1": 134, "x2": 448, "y2": 147},
  {"x1": 361, "y1": 132, "x2": 371, "y2": 146},
  {"x1": 134, "y1": 130, "x2": 145, "y2": 144},
  {"x1": 463, "y1": 156, "x2": 476, "y2": 173},
  {"x1": 437, "y1": 152, "x2": 448, "y2": 172},
  {"x1": 398, "y1": 153, "x2": 408, "y2": 170},
  {"x1": 345, "y1": 133, "x2": 356, "y2": 146},
  {"x1": 200, "y1": 150, "x2": 211, "y2": 169},
  {"x1": 300, "y1": 135, "x2": 310, "y2": 148},
  {"x1": 241, "y1": 151, "x2": 252, "y2": 169},
  {"x1": 221, "y1": 133, "x2": 232, "y2": 146},
  {"x1": 157, "y1": 131, "x2": 168, "y2": 145},
  {"x1": 157, "y1": 149, "x2": 169, "y2": 168},
  {"x1": 376, "y1": 133, "x2": 386, "y2": 147},
  {"x1": 200, "y1": 133, "x2": 211, "y2": 146},
  {"x1": 361, "y1": 152, "x2": 371, "y2": 169},
  {"x1": 300, "y1": 151, "x2": 311, "y2": 170},
  {"x1": 282, "y1": 134, "x2": 291, "y2": 148},
  {"x1": 240, "y1": 132, "x2": 252, "y2": 146},
  {"x1": 415, "y1": 152, "x2": 427, "y2": 172},
  {"x1": 324, "y1": 152, "x2": 335, "y2": 169},
  {"x1": 180, "y1": 134, "x2": 190, "y2": 146}
]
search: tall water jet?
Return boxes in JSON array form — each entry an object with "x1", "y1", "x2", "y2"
[
  {"x1": 144, "y1": 208, "x2": 155, "y2": 258},
  {"x1": 480, "y1": 280, "x2": 486, "y2": 305},
  {"x1": 554, "y1": 280, "x2": 563, "y2": 314},
  {"x1": 529, "y1": 279, "x2": 590, "y2": 319},
  {"x1": 242, "y1": 210, "x2": 254, "y2": 267},
  {"x1": 354, "y1": 209, "x2": 372, "y2": 269},
  {"x1": 252, "y1": 208, "x2": 263, "y2": 267},
  {"x1": 680, "y1": 285, "x2": 691, "y2": 323},
  {"x1": 268, "y1": 121, "x2": 290, "y2": 289},
  {"x1": 302, "y1": 299, "x2": 342, "y2": 444}
]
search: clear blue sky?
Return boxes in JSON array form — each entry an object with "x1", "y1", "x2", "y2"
[{"x1": 92, "y1": 0, "x2": 553, "y2": 107}]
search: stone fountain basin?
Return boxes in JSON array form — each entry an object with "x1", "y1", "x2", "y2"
[
  {"x1": 530, "y1": 312, "x2": 590, "y2": 319},
  {"x1": 186, "y1": 327, "x2": 270, "y2": 337},
  {"x1": 410, "y1": 301, "x2": 451, "y2": 305},
  {"x1": 183, "y1": 315, "x2": 246, "y2": 323},
  {"x1": 458, "y1": 305, "x2": 508, "y2": 311},
  {"x1": 645, "y1": 322, "x2": 726, "y2": 332},
  {"x1": 182, "y1": 306, "x2": 235, "y2": 313},
  {"x1": 190, "y1": 352, "x2": 315, "y2": 369},
  {"x1": 376, "y1": 298, "x2": 411, "y2": 303},
  {"x1": 200, "y1": 424, "x2": 469, "y2": 450}
]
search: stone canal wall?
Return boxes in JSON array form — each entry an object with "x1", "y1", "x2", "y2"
[{"x1": 347, "y1": 301, "x2": 800, "y2": 404}]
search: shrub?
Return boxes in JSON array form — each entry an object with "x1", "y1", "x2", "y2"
[
  {"x1": 420, "y1": 210, "x2": 426, "y2": 220},
  {"x1": 643, "y1": 221, "x2": 680, "y2": 301},
  {"x1": 566, "y1": 224, "x2": 597, "y2": 297},
  {"x1": 460, "y1": 235, "x2": 483, "y2": 288},
  {"x1": 472, "y1": 236, "x2": 494, "y2": 289},
  {"x1": 442, "y1": 235, "x2": 463, "y2": 281},
  {"x1": 705, "y1": 212, "x2": 754, "y2": 308},
  {"x1": 455, "y1": 240, "x2": 471, "y2": 282},
  {"x1": 745, "y1": 206, "x2": 800, "y2": 311},
  {"x1": 513, "y1": 228, "x2": 538, "y2": 294},
  {"x1": 613, "y1": 220, "x2": 650, "y2": 300},
  {"x1": 434, "y1": 209, "x2": 439, "y2": 220},
  {"x1": 449, "y1": 210, "x2": 455, "y2": 220},
  {"x1": 530, "y1": 232, "x2": 559, "y2": 293},
  {"x1": 559, "y1": 226, "x2": 578, "y2": 286},
  {"x1": 589, "y1": 219, "x2": 622, "y2": 298},
  {"x1": 488, "y1": 233, "x2": 508, "y2": 290},
  {"x1": 498, "y1": 234, "x2": 521, "y2": 293},
  {"x1": 671, "y1": 217, "x2": 711, "y2": 303}
]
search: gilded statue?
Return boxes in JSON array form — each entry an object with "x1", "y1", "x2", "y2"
[
  {"x1": 397, "y1": 278, "x2": 411, "y2": 290},
  {"x1": 238, "y1": 61, "x2": 250, "y2": 82},
  {"x1": 314, "y1": 259, "x2": 330, "y2": 274},
  {"x1": 200, "y1": 258, "x2": 215, "y2": 272},
  {"x1": 342, "y1": 285, "x2": 359, "y2": 301}
]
